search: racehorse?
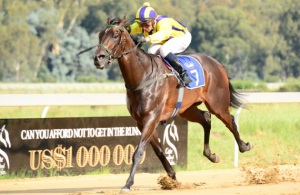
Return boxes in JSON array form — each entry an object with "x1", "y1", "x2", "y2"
[{"x1": 92, "y1": 17, "x2": 252, "y2": 193}]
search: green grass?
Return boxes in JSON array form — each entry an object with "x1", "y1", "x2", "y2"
[
  {"x1": 1, "y1": 103, "x2": 299, "y2": 175},
  {"x1": 0, "y1": 168, "x2": 60, "y2": 180}
]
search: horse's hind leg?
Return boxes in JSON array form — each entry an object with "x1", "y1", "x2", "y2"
[
  {"x1": 150, "y1": 130, "x2": 176, "y2": 179},
  {"x1": 229, "y1": 114, "x2": 253, "y2": 152},
  {"x1": 206, "y1": 103, "x2": 252, "y2": 153},
  {"x1": 180, "y1": 104, "x2": 220, "y2": 163}
]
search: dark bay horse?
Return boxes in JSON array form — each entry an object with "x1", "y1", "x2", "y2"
[{"x1": 93, "y1": 17, "x2": 252, "y2": 193}]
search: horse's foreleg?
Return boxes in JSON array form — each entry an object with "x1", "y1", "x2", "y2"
[
  {"x1": 121, "y1": 120, "x2": 158, "y2": 193},
  {"x1": 150, "y1": 130, "x2": 176, "y2": 179},
  {"x1": 121, "y1": 140, "x2": 147, "y2": 193}
]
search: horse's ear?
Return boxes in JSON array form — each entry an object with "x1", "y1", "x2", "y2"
[
  {"x1": 107, "y1": 17, "x2": 112, "y2": 24},
  {"x1": 120, "y1": 15, "x2": 127, "y2": 27}
]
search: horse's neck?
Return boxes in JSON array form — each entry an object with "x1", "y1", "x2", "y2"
[{"x1": 118, "y1": 49, "x2": 155, "y2": 89}]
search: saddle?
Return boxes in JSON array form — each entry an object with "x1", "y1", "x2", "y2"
[{"x1": 162, "y1": 55, "x2": 205, "y2": 89}]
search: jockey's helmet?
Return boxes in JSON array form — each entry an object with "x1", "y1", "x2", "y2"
[{"x1": 135, "y1": 2, "x2": 157, "y2": 23}]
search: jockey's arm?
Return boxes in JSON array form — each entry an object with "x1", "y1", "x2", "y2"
[{"x1": 148, "y1": 20, "x2": 172, "y2": 43}]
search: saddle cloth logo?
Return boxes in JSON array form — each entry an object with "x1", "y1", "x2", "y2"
[
  {"x1": 163, "y1": 120, "x2": 179, "y2": 165},
  {"x1": 164, "y1": 55, "x2": 205, "y2": 89}
]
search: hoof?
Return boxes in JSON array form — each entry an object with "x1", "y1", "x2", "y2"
[
  {"x1": 206, "y1": 153, "x2": 220, "y2": 163},
  {"x1": 247, "y1": 142, "x2": 253, "y2": 151},
  {"x1": 120, "y1": 188, "x2": 131, "y2": 194},
  {"x1": 167, "y1": 172, "x2": 177, "y2": 180},
  {"x1": 212, "y1": 153, "x2": 220, "y2": 163},
  {"x1": 240, "y1": 142, "x2": 253, "y2": 153}
]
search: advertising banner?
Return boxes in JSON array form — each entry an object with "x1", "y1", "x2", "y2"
[{"x1": 0, "y1": 116, "x2": 187, "y2": 175}]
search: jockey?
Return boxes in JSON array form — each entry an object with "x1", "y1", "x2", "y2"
[{"x1": 129, "y1": 2, "x2": 192, "y2": 85}]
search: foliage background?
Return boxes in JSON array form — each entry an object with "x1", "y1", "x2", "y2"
[{"x1": 0, "y1": 0, "x2": 299, "y2": 83}]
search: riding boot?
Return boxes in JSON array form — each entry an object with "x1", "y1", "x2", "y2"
[{"x1": 165, "y1": 53, "x2": 192, "y2": 85}]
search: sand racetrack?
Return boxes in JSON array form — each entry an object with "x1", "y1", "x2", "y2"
[{"x1": 0, "y1": 166, "x2": 299, "y2": 195}]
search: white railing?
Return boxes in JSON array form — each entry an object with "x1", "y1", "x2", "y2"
[
  {"x1": 1, "y1": 92, "x2": 299, "y2": 107},
  {"x1": 0, "y1": 93, "x2": 127, "y2": 106}
]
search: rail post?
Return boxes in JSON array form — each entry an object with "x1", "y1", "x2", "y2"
[{"x1": 234, "y1": 106, "x2": 243, "y2": 168}]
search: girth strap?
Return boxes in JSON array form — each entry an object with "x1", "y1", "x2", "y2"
[{"x1": 171, "y1": 86, "x2": 184, "y2": 117}]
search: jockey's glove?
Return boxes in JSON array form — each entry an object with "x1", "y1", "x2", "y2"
[{"x1": 133, "y1": 35, "x2": 147, "y2": 43}]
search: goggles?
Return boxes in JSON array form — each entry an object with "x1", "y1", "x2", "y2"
[{"x1": 136, "y1": 20, "x2": 153, "y2": 27}]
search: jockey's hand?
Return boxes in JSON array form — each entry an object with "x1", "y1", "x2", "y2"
[
  {"x1": 133, "y1": 35, "x2": 147, "y2": 43},
  {"x1": 137, "y1": 36, "x2": 147, "y2": 43}
]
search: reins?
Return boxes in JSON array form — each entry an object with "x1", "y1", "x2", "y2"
[{"x1": 76, "y1": 45, "x2": 98, "y2": 56}]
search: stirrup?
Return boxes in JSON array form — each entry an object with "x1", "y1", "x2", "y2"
[
  {"x1": 181, "y1": 73, "x2": 192, "y2": 85},
  {"x1": 176, "y1": 76, "x2": 186, "y2": 87},
  {"x1": 176, "y1": 75, "x2": 190, "y2": 87}
]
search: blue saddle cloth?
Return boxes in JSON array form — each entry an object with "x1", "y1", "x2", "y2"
[{"x1": 164, "y1": 55, "x2": 205, "y2": 89}]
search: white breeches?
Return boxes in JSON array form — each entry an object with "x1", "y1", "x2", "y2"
[{"x1": 147, "y1": 31, "x2": 192, "y2": 58}]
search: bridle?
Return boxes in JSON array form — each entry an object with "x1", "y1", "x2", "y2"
[
  {"x1": 98, "y1": 24, "x2": 125, "y2": 64},
  {"x1": 77, "y1": 24, "x2": 140, "y2": 64}
]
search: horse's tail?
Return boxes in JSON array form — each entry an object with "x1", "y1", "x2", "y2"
[{"x1": 229, "y1": 81, "x2": 244, "y2": 109}]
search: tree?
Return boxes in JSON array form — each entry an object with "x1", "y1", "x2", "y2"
[
  {"x1": 0, "y1": 0, "x2": 40, "y2": 82},
  {"x1": 279, "y1": 0, "x2": 300, "y2": 79},
  {"x1": 190, "y1": 5, "x2": 256, "y2": 79},
  {"x1": 0, "y1": 0, "x2": 299, "y2": 83}
]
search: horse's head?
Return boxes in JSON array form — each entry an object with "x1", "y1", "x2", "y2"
[{"x1": 93, "y1": 17, "x2": 128, "y2": 69}]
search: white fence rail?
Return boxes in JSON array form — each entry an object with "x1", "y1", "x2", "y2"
[
  {"x1": 241, "y1": 92, "x2": 300, "y2": 103},
  {"x1": 0, "y1": 92, "x2": 299, "y2": 107},
  {"x1": 0, "y1": 94, "x2": 127, "y2": 106}
]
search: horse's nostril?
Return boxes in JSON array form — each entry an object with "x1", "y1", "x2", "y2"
[{"x1": 97, "y1": 55, "x2": 105, "y2": 60}]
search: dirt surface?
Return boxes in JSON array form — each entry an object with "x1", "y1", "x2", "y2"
[{"x1": 0, "y1": 166, "x2": 299, "y2": 195}]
